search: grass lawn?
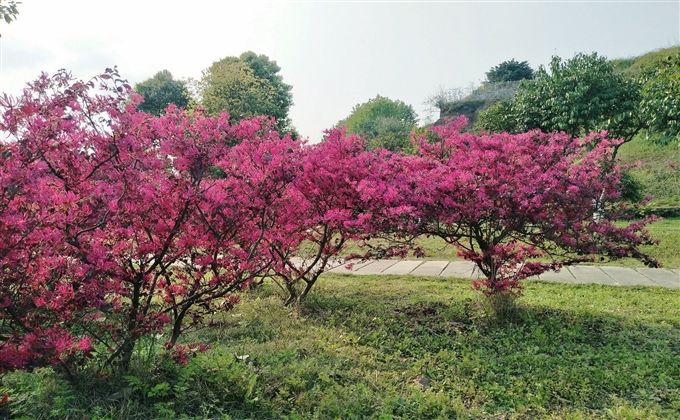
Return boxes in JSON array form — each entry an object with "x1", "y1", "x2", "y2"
[
  {"x1": 341, "y1": 218, "x2": 680, "y2": 268},
  {"x1": 3, "y1": 274, "x2": 679, "y2": 419}
]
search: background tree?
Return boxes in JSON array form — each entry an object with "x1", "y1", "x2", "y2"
[
  {"x1": 358, "y1": 116, "x2": 417, "y2": 152},
  {"x1": 238, "y1": 51, "x2": 293, "y2": 129},
  {"x1": 471, "y1": 99, "x2": 516, "y2": 134},
  {"x1": 640, "y1": 52, "x2": 680, "y2": 143},
  {"x1": 485, "y1": 59, "x2": 534, "y2": 83},
  {"x1": 134, "y1": 70, "x2": 189, "y2": 116},
  {"x1": 336, "y1": 95, "x2": 418, "y2": 152},
  {"x1": 0, "y1": 0, "x2": 20, "y2": 37},
  {"x1": 476, "y1": 52, "x2": 644, "y2": 148},
  {"x1": 199, "y1": 52, "x2": 294, "y2": 134}
]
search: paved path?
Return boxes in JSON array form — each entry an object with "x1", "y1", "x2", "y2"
[{"x1": 302, "y1": 258, "x2": 680, "y2": 288}]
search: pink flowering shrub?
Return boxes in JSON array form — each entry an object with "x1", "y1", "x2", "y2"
[
  {"x1": 0, "y1": 69, "x2": 130, "y2": 373},
  {"x1": 262, "y1": 127, "x2": 415, "y2": 306},
  {"x1": 0, "y1": 69, "x2": 292, "y2": 373},
  {"x1": 403, "y1": 116, "x2": 658, "y2": 296}
]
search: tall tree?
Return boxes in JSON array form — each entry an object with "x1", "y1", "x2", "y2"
[
  {"x1": 485, "y1": 59, "x2": 534, "y2": 83},
  {"x1": 134, "y1": 70, "x2": 189, "y2": 116},
  {"x1": 336, "y1": 95, "x2": 418, "y2": 152},
  {"x1": 476, "y1": 52, "x2": 644, "y2": 147},
  {"x1": 199, "y1": 52, "x2": 294, "y2": 134}
]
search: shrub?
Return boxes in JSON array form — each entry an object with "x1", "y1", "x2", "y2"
[{"x1": 398, "y1": 116, "x2": 659, "y2": 296}]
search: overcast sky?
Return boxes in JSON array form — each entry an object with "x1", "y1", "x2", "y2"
[{"x1": 1, "y1": 1, "x2": 678, "y2": 142}]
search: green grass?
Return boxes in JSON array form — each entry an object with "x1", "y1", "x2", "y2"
[
  {"x1": 617, "y1": 137, "x2": 680, "y2": 208},
  {"x1": 3, "y1": 275, "x2": 679, "y2": 419}
]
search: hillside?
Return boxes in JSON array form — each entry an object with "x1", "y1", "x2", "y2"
[
  {"x1": 436, "y1": 45, "x2": 680, "y2": 127},
  {"x1": 617, "y1": 136, "x2": 680, "y2": 208},
  {"x1": 611, "y1": 45, "x2": 680, "y2": 76}
]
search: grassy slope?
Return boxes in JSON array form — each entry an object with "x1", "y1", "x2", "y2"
[
  {"x1": 617, "y1": 137, "x2": 680, "y2": 208},
  {"x1": 607, "y1": 218, "x2": 680, "y2": 268},
  {"x1": 3, "y1": 275, "x2": 678, "y2": 419},
  {"x1": 611, "y1": 45, "x2": 680, "y2": 76}
]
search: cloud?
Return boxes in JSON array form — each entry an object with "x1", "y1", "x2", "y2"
[{"x1": 2, "y1": 40, "x2": 53, "y2": 70}]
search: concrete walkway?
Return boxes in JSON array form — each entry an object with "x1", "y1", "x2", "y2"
[{"x1": 311, "y1": 259, "x2": 680, "y2": 288}]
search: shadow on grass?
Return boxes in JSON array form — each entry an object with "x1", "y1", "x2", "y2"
[{"x1": 295, "y1": 279, "x2": 680, "y2": 416}]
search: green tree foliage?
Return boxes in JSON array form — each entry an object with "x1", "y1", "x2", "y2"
[
  {"x1": 239, "y1": 51, "x2": 293, "y2": 125},
  {"x1": 336, "y1": 95, "x2": 418, "y2": 152},
  {"x1": 200, "y1": 60, "x2": 277, "y2": 123},
  {"x1": 360, "y1": 117, "x2": 417, "y2": 152},
  {"x1": 0, "y1": 0, "x2": 20, "y2": 37},
  {"x1": 199, "y1": 52, "x2": 293, "y2": 134},
  {"x1": 477, "y1": 52, "x2": 644, "y2": 145},
  {"x1": 474, "y1": 99, "x2": 516, "y2": 134},
  {"x1": 134, "y1": 70, "x2": 189, "y2": 116},
  {"x1": 640, "y1": 53, "x2": 680, "y2": 143},
  {"x1": 485, "y1": 59, "x2": 534, "y2": 83}
]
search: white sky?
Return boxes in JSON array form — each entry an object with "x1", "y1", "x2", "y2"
[{"x1": 1, "y1": 1, "x2": 679, "y2": 142}]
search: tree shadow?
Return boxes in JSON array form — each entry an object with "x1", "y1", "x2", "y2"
[{"x1": 296, "y1": 285, "x2": 680, "y2": 414}]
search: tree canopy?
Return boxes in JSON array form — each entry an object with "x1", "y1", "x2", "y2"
[
  {"x1": 485, "y1": 59, "x2": 534, "y2": 83},
  {"x1": 199, "y1": 52, "x2": 294, "y2": 134},
  {"x1": 134, "y1": 70, "x2": 189, "y2": 116},
  {"x1": 476, "y1": 52, "x2": 644, "y2": 145},
  {"x1": 336, "y1": 95, "x2": 418, "y2": 152}
]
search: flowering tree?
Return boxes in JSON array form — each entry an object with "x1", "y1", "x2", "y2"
[
  {"x1": 406, "y1": 116, "x2": 658, "y2": 296},
  {"x1": 0, "y1": 69, "x2": 133, "y2": 374},
  {"x1": 261, "y1": 128, "x2": 414, "y2": 307},
  {"x1": 0, "y1": 69, "x2": 290, "y2": 373},
  {"x1": 211, "y1": 123, "x2": 305, "y2": 306}
]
